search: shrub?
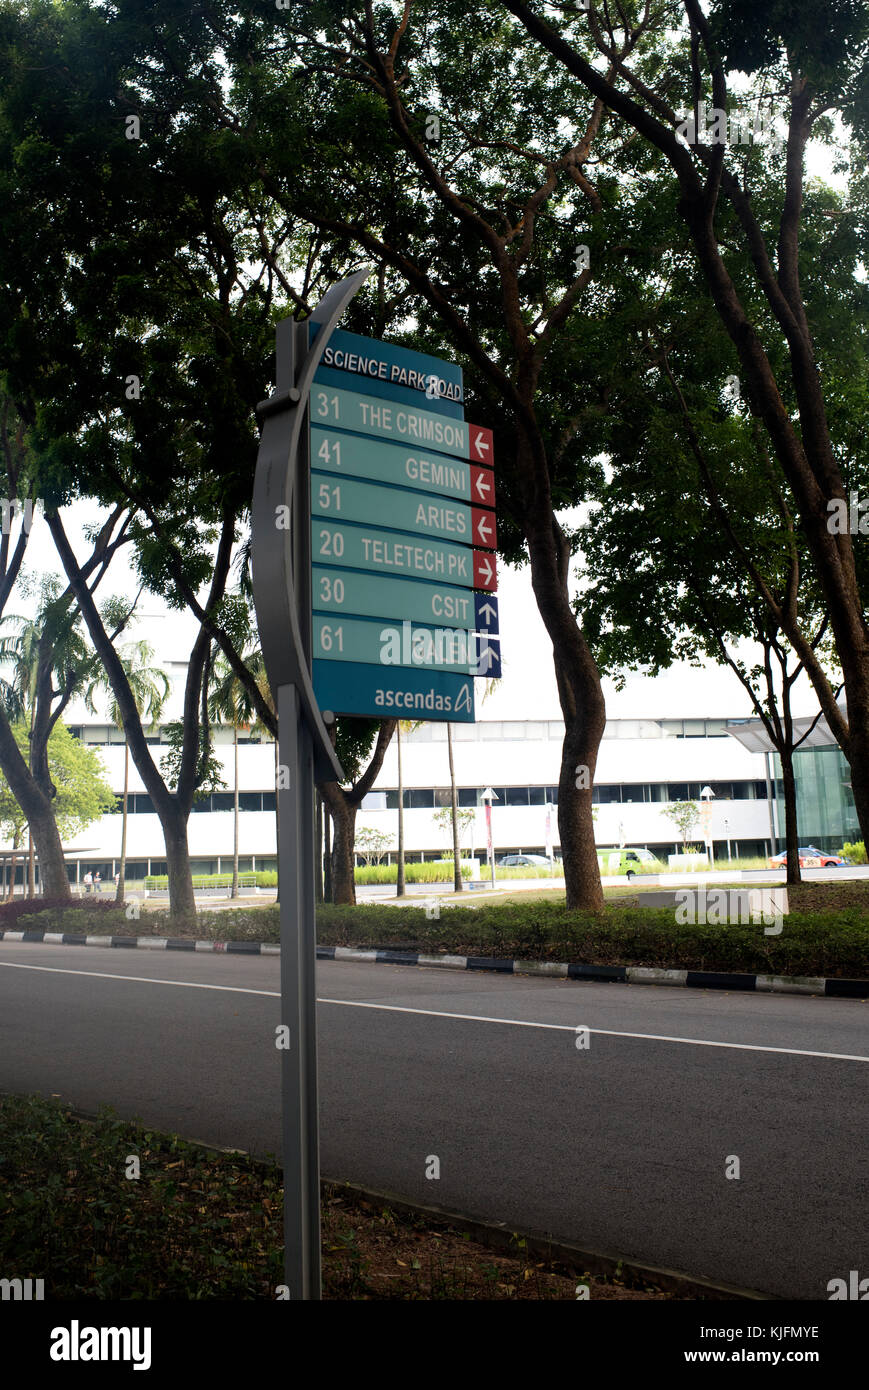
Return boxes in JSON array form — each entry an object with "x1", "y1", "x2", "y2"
[
  {"x1": 842, "y1": 841, "x2": 867, "y2": 864},
  {"x1": 0, "y1": 896, "x2": 119, "y2": 926},
  {"x1": 354, "y1": 861, "x2": 473, "y2": 884}
]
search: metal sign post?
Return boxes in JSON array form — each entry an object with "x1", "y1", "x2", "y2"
[
  {"x1": 251, "y1": 270, "x2": 370, "y2": 1301},
  {"x1": 251, "y1": 270, "x2": 503, "y2": 1297}
]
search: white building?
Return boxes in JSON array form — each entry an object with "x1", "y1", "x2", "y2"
[{"x1": 43, "y1": 711, "x2": 776, "y2": 883}]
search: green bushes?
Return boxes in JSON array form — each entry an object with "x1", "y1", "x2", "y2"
[
  {"x1": 842, "y1": 841, "x2": 867, "y2": 864},
  {"x1": 142, "y1": 872, "x2": 273, "y2": 890},
  {"x1": 313, "y1": 900, "x2": 869, "y2": 978},
  {"x1": 354, "y1": 861, "x2": 473, "y2": 884}
]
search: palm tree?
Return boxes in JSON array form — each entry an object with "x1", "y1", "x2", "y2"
[
  {"x1": 86, "y1": 642, "x2": 169, "y2": 903},
  {"x1": 208, "y1": 650, "x2": 261, "y2": 899},
  {"x1": 0, "y1": 592, "x2": 96, "y2": 896}
]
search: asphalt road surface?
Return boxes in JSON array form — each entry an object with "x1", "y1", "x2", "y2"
[{"x1": 1, "y1": 941, "x2": 866, "y2": 1298}]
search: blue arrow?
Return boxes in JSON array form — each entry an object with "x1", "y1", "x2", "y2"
[
  {"x1": 474, "y1": 594, "x2": 499, "y2": 633},
  {"x1": 473, "y1": 636, "x2": 501, "y2": 677}
]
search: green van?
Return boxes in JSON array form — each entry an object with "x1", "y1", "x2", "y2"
[{"x1": 596, "y1": 847, "x2": 663, "y2": 879}]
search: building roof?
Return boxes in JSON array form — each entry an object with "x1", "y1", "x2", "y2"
[{"x1": 726, "y1": 705, "x2": 842, "y2": 755}]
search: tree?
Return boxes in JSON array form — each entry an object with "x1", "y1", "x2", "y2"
[
  {"x1": 0, "y1": 720, "x2": 115, "y2": 896},
  {"x1": 432, "y1": 805, "x2": 476, "y2": 859},
  {"x1": 208, "y1": 649, "x2": 261, "y2": 899},
  {"x1": 85, "y1": 638, "x2": 169, "y2": 903},
  {"x1": 503, "y1": 0, "x2": 869, "y2": 845},
  {"x1": 0, "y1": 569, "x2": 118, "y2": 897},
  {"x1": 103, "y1": 0, "x2": 670, "y2": 909},
  {"x1": 319, "y1": 718, "x2": 398, "y2": 904},
  {"x1": 353, "y1": 826, "x2": 392, "y2": 867},
  {"x1": 0, "y1": 4, "x2": 286, "y2": 916},
  {"x1": 661, "y1": 800, "x2": 700, "y2": 854}
]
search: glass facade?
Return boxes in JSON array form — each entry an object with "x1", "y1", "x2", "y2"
[{"x1": 774, "y1": 745, "x2": 859, "y2": 849}]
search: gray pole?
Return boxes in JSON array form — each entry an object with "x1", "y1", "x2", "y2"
[
  {"x1": 277, "y1": 682, "x2": 319, "y2": 1296},
  {"x1": 251, "y1": 269, "x2": 370, "y2": 1300}
]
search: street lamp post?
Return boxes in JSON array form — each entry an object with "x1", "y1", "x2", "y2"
[
  {"x1": 482, "y1": 786, "x2": 498, "y2": 888},
  {"x1": 725, "y1": 818, "x2": 732, "y2": 862}
]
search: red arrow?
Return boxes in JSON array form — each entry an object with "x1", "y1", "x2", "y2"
[
  {"x1": 472, "y1": 507, "x2": 497, "y2": 549},
  {"x1": 473, "y1": 550, "x2": 497, "y2": 590},
  {"x1": 469, "y1": 425, "x2": 493, "y2": 463},
  {"x1": 470, "y1": 465, "x2": 495, "y2": 503}
]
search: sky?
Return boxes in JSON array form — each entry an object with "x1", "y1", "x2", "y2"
[{"x1": 13, "y1": 495, "x2": 826, "y2": 728}]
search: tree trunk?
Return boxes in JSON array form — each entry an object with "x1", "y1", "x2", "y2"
[
  {"x1": 116, "y1": 741, "x2": 129, "y2": 903},
  {"x1": 447, "y1": 722, "x2": 463, "y2": 893},
  {"x1": 779, "y1": 747, "x2": 802, "y2": 886},
  {"x1": 329, "y1": 798, "x2": 358, "y2": 905},
  {"x1": 27, "y1": 830, "x2": 35, "y2": 898},
  {"x1": 24, "y1": 802, "x2": 69, "y2": 897},
  {"x1": 164, "y1": 815, "x2": 197, "y2": 921},
  {"x1": 524, "y1": 503, "x2": 606, "y2": 911},
  {"x1": 396, "y1": 723, "x2": 405, "y2": 897},
  {"x1": 231, "y1": 725, "x2": 239, "y2": 899},
  {"x1": 0, "y1": 708, "x2": 70, "y2": 899}
]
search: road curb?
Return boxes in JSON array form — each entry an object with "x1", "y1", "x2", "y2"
[
  {"x1": 1, "y1": 928, "x2": 866, "y2": 998},
  {"x1": 325, "y1": 1179, "x2": 778, "y2": 1301}
]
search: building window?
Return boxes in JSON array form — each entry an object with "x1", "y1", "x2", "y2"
[
  {"x1": 593, "y1": 785, "x2": 621, "y2": 804},
  {"x1": 408, "y1": 789, "x2": 435, "y2": 808},
  {"x1": 505, "y1": 787, "x2": 530, "y2": 806}
]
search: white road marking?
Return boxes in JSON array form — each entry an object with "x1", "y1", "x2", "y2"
[
  {"x1": 0, "y1": 960, "x2": 278, "y2": 997},
  {"x1": 0, "y1": 956, "x2": 866, "y2": 1062}
]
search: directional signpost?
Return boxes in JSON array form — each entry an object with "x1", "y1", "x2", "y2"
[
  {"x1": 308, "y1": 326, "x2": 501, "y2": 721},
  {"x1": 252, "y1": 272, "x2": 502, "y2": 1301}
]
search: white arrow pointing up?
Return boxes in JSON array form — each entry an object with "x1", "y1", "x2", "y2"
[
  {"x1": 475, "y1": 514, "x2": 493, "y2": 543},
  {"x1": 477, "y1": 555, "x2": 494, "y2": 584},
  {"x1": 474, "y1": 472, "x2": 492, "y2": 499},
  {"x1": 474, "y1": 430, "x2": 490, "y2": 455},
  {"x1": 475, "y1": 643, "x2": 498, "y2": 674},
  {"x1": 478, "y1": 601, "x2": 497, "y2": 625}
]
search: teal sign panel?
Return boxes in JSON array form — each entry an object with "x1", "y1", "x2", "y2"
[
  {"x1": 311, "y1": 426, "x2": 479, "y2": 502},
  {"x1": 312, "y1": 659, "x2": 476, "y2": 722},
  {"x1": 311, "y1": 518, "x2": 476, "y2": 587},
  {"x1": 312, "y1": 565, "x2": 477, "y2": 627},
  {"x1": 313, "y1": 613, "x2": 500, "y2": 676},
  {"x1": 312, "y1": 471, "x2": 495, "y2": 547},
  {"x1": 310, "y1": 324, "x2": 464, "y2": 419},
  {"x1": 310, "y1": 385, "x2": 473, "y2": 460}
]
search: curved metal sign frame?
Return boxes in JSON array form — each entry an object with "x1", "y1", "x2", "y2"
[{"x1": 251, "y1": 268, "x2": 371, "y2": 782}]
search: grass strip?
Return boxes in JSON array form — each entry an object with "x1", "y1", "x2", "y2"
[{"x1": 0, "y1": 1094, "x2": 675, "y2": 1300}]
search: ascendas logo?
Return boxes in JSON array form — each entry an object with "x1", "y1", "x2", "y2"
[{"x1": 49, "y1": 1321, "x2": 152, "y2": 1371}]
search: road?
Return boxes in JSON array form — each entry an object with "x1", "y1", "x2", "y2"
[{"x1": 1, "y1": 940, "x2": 866, "y2": 1298}]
